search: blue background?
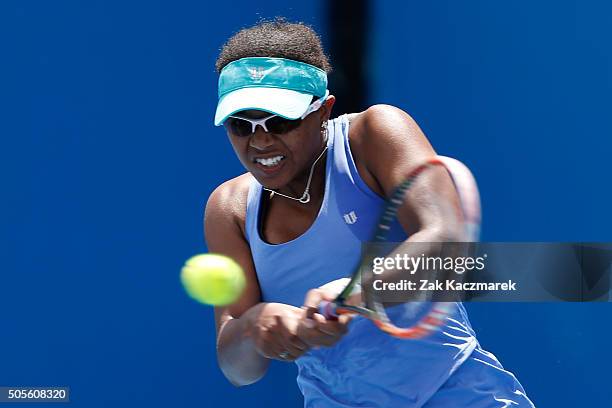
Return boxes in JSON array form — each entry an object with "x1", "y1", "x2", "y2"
[{"x1": 1, "y1": 1, "x2": 610, "y2": 406}]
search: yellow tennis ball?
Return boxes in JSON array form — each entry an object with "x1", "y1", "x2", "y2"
[{"x1": 180, "y1": 254, "x2": 245, "y2": 306}]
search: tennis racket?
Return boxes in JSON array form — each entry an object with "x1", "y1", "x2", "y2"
[{"x1": 319, "y1": 156, "x2": 481, "y2": 339}]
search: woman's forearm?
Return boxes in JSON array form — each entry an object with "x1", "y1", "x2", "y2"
[{"x1": 216, "y1": 303, "x2": 269, "y2": 386}]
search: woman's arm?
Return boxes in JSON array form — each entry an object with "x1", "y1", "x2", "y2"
[
  {"x1": 205, "y1": 177, "x2": 310, "y2": 386},
  {"x1": 348, "y1": 105, "x2": 466, "y2": 287},
  {"x1": 205, "y1": 179, "x2": 268, "y2": 385},
  {"x1": 350, "y1": 104, "x2": 464, "y2": 239}
]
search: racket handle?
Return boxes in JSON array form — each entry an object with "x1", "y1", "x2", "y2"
[{"x1": 318, "y1": 300, "x2": 338, "y2": 319}]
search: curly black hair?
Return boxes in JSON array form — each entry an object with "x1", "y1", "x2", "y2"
[{"x1": 215, "y1": 18, "x2": 332, "y2": 73}]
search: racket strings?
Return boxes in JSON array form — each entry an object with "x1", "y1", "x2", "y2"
[
  {"x1": 374, "y1": 161, "x2": 445, "y2": 242},
  {"x1": 326, "y1": 157, "x2": 479, "y2": 340}
]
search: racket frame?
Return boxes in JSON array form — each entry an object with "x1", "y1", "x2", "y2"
[{"x1": 320, "y1": 156, "x2": 481, "y2": 339}]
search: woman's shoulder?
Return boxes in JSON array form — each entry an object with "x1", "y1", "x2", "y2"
[
  {"x1": 344, "y1": 104, "x2": 432, "y2": 195},
  {"x1": 347, "y1": 104, "x2": 414, "y2": 130},
  {"x1": 346, "y1": 103, "x2": 425, "y2": 148},
  {"x1": 205, "y1": 172, "x2": 255, "y2": 236}
]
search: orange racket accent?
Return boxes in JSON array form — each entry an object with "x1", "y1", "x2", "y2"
[{"x1": 319, "y1": 156, "x2": 481, "y2": 339}]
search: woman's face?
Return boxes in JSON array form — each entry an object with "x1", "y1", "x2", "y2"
[{"x1": 225, "y1": 98, "x2": 334, "y2": 189}]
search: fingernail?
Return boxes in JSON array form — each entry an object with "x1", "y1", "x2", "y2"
[{"x1": 303, "y1": 319, "x2": 316, "y2": 329}]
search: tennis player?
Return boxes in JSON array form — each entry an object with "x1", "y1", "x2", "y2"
[{"x1": 205, "y1": 20, "x2": 534, "y2": 407}]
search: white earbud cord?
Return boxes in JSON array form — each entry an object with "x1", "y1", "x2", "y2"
[
  {"x1": 263, "y1": 144, "x2": 328, "y2": 204},
  {"x1": 263, "y1": 123, "x2": 328, "y2": 204}
]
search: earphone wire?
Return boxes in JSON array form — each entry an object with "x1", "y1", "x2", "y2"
[{"x1": 263, "y1": 121, "x2": 329, "y2": 204}]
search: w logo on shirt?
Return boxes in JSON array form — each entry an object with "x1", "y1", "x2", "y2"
[{"x1": 343, "y1": 211, "x2": 358, "y2": 225}]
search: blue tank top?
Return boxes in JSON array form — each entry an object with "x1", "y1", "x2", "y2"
[{"x1": 245, "y1": 115, "x2": 478, "y2": 407}]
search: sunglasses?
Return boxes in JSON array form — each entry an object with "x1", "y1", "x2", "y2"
[{"x1": 224, "y1": 94, "x2": 328, "y2": 137}]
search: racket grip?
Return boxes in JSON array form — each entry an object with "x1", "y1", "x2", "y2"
[{"x1": 318, "y1": 300, "x2": 338, "y2": 319}]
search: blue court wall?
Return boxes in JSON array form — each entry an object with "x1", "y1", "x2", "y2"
[
  {"x1": 1, "y1": 1, "x2": 610, "y2": 407},
  {"x1": 0, "y1": 1, "x2": 318, "y2": 406},
  {"x1": 371, "y1": 2, "x2": 612, "y2": 407}
]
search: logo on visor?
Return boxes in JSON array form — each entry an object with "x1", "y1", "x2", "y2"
[{"x1": 247, "y1": 67, "x2": 266, "y2": 81}]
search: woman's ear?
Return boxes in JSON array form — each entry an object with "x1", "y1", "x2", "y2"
[{"x1": 320, "y1": 95, "x2": 336, "y2": 121}]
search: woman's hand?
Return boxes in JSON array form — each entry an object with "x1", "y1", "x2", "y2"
[
  {"x1": 248, "y1": 279, "x2": 357, "y2": 363},
  {"x1": 298, "y1": 279, "x2": 355, "y2": 349},
  {"x1": 248, "y1": 303, "x2": 310, "y2": 362}
]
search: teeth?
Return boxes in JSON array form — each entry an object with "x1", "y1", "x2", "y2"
[{"x1": 255, "y1": 155, "x2": 285, "y2": 167}]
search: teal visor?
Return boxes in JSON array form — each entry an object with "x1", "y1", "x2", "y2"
[{"x1": 214, "y1": 57, "x2": 328, "y2": 126}]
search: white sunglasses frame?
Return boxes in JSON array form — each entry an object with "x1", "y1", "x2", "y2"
[{"x1": 226, "y1": 92, "x2": 329, "y2": 135}]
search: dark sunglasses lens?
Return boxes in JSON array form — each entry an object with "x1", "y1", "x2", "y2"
[
  {"x1": 266, "y1": 116, "x2": 302, "y2": 134},
  {"x1": 226, "y1": 118, "x2": 252, "y2": 137}
]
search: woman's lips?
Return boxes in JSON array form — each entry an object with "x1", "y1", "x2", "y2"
[{"x1": 253, "y1": 157, "x2": 286, "y2": 176}]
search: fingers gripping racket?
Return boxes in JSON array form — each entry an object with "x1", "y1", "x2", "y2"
[{"x1": 319, "y1": 156, "x2": 481, "y2": 339}]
